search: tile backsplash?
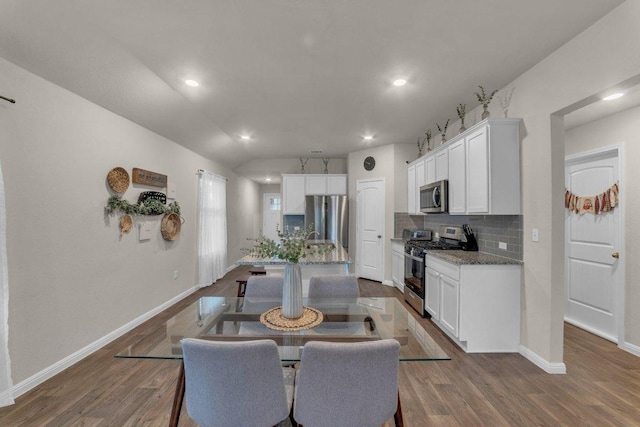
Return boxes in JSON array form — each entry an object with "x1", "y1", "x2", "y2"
[{"x1": 394, "y1": 213, "x2": 523, "y2": 261}]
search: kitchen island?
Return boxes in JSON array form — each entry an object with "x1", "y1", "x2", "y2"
[{"x1": 236, "y1": 240, "x2": 352, "y2": 296}]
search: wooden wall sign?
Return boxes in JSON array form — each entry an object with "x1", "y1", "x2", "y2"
[{"x1": 132, "y1": 168, "x2": 167, "y2": 188}]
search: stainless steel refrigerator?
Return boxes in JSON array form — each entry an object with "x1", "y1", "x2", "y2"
[{"x1": 304, "y1": 195, "x2": 349, "y2": 249}]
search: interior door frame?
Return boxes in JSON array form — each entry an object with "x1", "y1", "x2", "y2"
[
  {"x1": 564, "y1": 143, "x2": 625, "y2": 346},
  {"x1": 355, "y1": 177, "x2": 385, "y2": 281}
]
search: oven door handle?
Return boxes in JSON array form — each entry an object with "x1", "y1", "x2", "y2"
[{"x1": 404, "y1": 253, "x2": 424, "y2": 262}]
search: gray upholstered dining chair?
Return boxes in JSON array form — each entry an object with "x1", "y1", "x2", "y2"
[
  {"x1": 308, "y1": 275, "x2": 360, "y2": 299},
  {"x1": 293, "y1": 339, "x2": 403, "y2": 427},
  {"x1": 245, "y1": 275, "x2": 283, "y2": 298},
  {"x1": 181, "y1": 338, "x2": 295, "y2": 427}
]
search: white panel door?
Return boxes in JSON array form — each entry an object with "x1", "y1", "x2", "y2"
[
  {"x1": 356, "y1": 179, "x2": 385, "y2": 282},
  {"x1": 565, "y1": 149, "x2": 620, "y2": 342},
  {"x1": 262, "y1": 193, "x2": 281, "y2": 241}
]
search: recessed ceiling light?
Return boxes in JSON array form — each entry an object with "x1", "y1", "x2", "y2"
[
  {"x1": 603, "y1": 92, "x2": 624, "y2": 101},
  {"x1": 185, "y1": 79, "x2": 200, "y2": 87},
  {"x1": 364, "y1": 135, "x2": 373, "y2": 140},
  {"x1": 393, "y1": 78, "x2": 407, "y2": 87},
  {"x1": 240, "y1": 135, "x2": 251, "y2": 140}
]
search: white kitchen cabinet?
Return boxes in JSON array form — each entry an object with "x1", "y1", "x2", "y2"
[
  {"x1": 391, "y1": 241, "x2": 405, "y2": 291},
  {"x1": 425, "y1": 156, "x2": 436, "y2": 185},
  {"x1": 407, "y1": 163, "x2": 417, "y2": 214},
  {"x1": 424, "y1": 267, "x2": 441, "y2": 320},
  {"x1": 305, "y1": 175, "x2": 327, "y2": 195},
  {"x1": 425, "y1": 254, "x2": 521, "y2": 353},
  {"x1": 282, "y1": 174, "x2": 347, "y2": 215},
  {"x1": 447, "y1": 139, "x2": 466, "y2": 214},
  {"x1": 282, "y1": 175, "x2": 306, "y2": 214},
  {"x1": 435, "y1": 149, "x2": 449, "y2": 181},
  {"x1": 327, "y1": 175, "x2": 347, "y2": 194},
  {"x1": 447, "y1": 119, "x2": 521, "y2": 215},
  {"x1": 439, "y1": 274, "x2": 460, "y2": 337},
  {"x1": 415, "y1": 159, "x2": 426, "y2": 214},
  {"x1": 304, "y1": 174, "x2": 347, "y2": 195}
]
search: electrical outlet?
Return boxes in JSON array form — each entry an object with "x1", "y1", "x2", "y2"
[
  {"x1": 173, "y1": 270, "x2": 178, "y2": 280},
  {"x1": 499, "y1": 242, "x2": 507, "y2": 250},
  {"x1": 532, "y1": 228, "x2": 539, "y2": 242}
]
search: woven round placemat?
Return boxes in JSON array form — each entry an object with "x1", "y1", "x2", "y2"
[
  {"x1": 107, "y1": 167, "x2": 130, "y2": 193},
  {"x1": 260, "y1": 306, "x2": 323, "y2": 331}
]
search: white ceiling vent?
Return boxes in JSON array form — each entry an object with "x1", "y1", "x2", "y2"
[{"x1": 309, "y1": 149, "x2": 323, "y2": 154}]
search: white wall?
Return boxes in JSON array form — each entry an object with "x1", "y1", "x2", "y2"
[
  {"x1": 435, "y1": 1, "x2": 640, "y2": 366},
  {"x1": 480, "y1": 1, "x2": 640, "y2": 364},
  {"x1": 348, "y1": 144, "x2": 409, "y2": 283},
  {"x1": 565, "y1": 105, "x2": 640, "y2": 345},
  {"x1": 0, "y1": 56, "x2": 259, "y2": 385}
]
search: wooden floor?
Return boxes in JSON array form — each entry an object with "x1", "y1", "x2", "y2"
[{"x1": 2, "y1": 266, "x2": 640, "y2": 426}]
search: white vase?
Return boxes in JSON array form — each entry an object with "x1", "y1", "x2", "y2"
[{"x1": 281, "y1": 263, "x2": 303, "y2": 319}]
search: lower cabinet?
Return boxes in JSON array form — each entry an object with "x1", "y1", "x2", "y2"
[
  {"x1": 425, "y1": 255, "x2": 521, "y2": 353},
  {"x1": 391, "y1": 241, "x2": 405, "y2": 291}
]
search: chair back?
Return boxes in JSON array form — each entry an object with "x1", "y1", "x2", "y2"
[
  {"x1": 308, "y1": 275, "x2": 360, "y2": 299},
  {"x1": 294, "y1": 339, "x2": 400, "y2": 427},
  {"x1": 244, "y1": 275, "x2": 283, "y2": 298},
  {"x1": 181, "y1": 339, "x2": 290, "y2": 427}
]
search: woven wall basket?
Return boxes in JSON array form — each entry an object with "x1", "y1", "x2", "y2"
[
  {"x1": 107, "y1": 167, "x2": 130, "y2": 193},
  {"x1": 161, "y1": 213, "x2": 182, "y2": 241}
]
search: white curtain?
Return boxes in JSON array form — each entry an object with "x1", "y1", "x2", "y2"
[
  {"x1": 0, "y1": 160, "x2": 13, "y2": 406},
  {"x1": 197, "y1": 171, "x2": 227, "y2": 287}
]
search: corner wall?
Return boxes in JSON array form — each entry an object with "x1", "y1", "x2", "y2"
[{"x1": 0, "y1": 56, "x2": 259, "y2": 385}]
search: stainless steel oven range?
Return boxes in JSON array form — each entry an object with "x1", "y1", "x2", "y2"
[{"x1": 403, "y1": 225, "x2": 476, "y2": 317}]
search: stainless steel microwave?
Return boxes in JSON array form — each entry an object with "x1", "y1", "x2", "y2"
[{"x1": 420, "y1": 180, "x2": 448, "y2": 213}]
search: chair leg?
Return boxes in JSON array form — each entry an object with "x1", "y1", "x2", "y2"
[{"x1": 394, "y1": 392, "x2": 404, "y2": 427}]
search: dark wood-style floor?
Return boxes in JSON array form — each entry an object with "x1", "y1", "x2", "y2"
[{"x1": 2, "y1": 266, "x2": 640, "y2": 426}]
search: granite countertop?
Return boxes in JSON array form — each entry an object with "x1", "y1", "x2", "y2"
[
  {"x1": 236, "y1": 240, "x2": 352, "y2": 266},
  {"x1": 425, "y1": 250, "x2": 522, "y2": 266},
  {"x1": 390, "y1": 238, "x2": 407, "y2": 243}
]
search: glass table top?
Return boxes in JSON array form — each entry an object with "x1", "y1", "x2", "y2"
[{"x1": 115, "y1": 296, "x2": 449, "y2": 362}]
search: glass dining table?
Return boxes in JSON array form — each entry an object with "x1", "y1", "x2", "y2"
[{"x1": 115, "y1": 296, "x2": 450, "y2": 426}]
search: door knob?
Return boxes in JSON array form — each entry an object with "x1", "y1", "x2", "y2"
[
  {"x1": 612, "y1": 252, "x2": 619, "y2": 259},
  {"x1": 377, "y1": 235, "x2": 382, "y2": 239}
]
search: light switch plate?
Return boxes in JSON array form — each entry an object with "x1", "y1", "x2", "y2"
[
  {"x1": 167, "y1": 182, "x2": 177, "y2": 199},
  {"x1": 499, "y1": 242, "x2": 507, "y2": 250},
  {"x1": 532, "y1": 228, "x2": 539, "y2": 242}
]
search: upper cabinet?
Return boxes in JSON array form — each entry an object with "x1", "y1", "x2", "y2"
[
  {"x1": 282, "y1": 174, "x2": 347, "y2": 214},
  {"x1": 407, "y1": 158, "x2": 426, "y2": 215},
  {"x1": 282, "y1": 175, "x2": 306, "y2": 214},
  {"x1": 407, "y1": 118, "x2": 521, "y2": 216},
  {"x1": 449, "y1": 119, "x2": 521, "y2": 215}
]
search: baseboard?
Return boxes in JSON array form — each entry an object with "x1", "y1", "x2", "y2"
[
  {"x1": 518, "y1": 344, "x2": 566, "y2": 374},
  {"x1": 0, "y1": 388, "x2": 14, "y2": 407},
  {"x1": 11, "y1": 286, "x2": 198, "y2": 399},
  {"x1": 620, "y1": 341, "x2": 640, "y2": 357},
  {"x1": 382, "y1": 279, "x2": 394, "y2": 287}
]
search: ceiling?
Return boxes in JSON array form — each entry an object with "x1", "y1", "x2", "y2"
[{"x1": 0, "y1": 0, "x2": 624, "y2": 182}]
